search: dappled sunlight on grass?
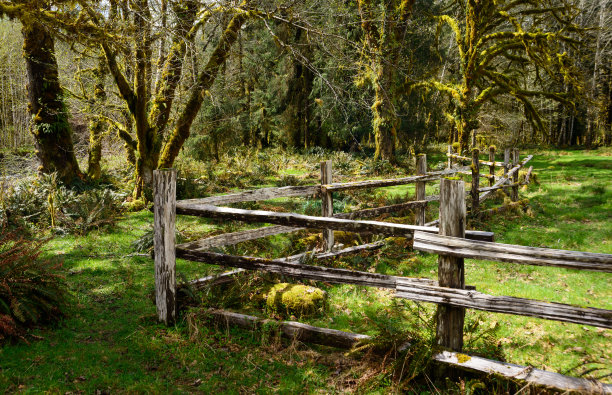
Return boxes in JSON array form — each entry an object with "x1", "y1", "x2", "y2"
[{"x1": 0, "y1": 147, "x2": 611, "y2": 392}]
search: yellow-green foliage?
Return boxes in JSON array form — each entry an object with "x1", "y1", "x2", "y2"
[{"x1": 265, "y1": 283, "x2": 327, "y2": 319}]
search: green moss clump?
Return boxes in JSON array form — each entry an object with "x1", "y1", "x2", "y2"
[
  {"x1": 265, "y1": 283, "x2": 327, "y2": 319},
  {"x1": 122, "y1": 198, "x2": 147, "y2": 212}
]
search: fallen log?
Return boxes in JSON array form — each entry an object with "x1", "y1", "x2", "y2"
[
  {"x1": 477, "y1": 200, "x2": 528, "y2": 218},
  {"x1": 334, "y1": 200, "x2": 430, "y2": 220}
]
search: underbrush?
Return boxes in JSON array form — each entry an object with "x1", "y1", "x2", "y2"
[
  {"x1": 0, "y1": 173, "x2": 125, "y2": 234},
  {"x1": 172, "y1": 146, "x2": 416, "y2": 200},
  {"x1": 0, "y1": 228, "x2": 66, "y2": 341}
]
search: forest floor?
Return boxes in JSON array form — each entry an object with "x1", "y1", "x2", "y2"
[{"x1": 0, "y1": 147, "x2": 610, "y2": 393}]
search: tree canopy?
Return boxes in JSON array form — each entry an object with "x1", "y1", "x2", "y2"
[{"x1": 0, "y1": 0, "x2": 609, "y2": 189}]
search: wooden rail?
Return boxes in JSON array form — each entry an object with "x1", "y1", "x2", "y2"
[
  {"x1": 176, "y1": 199, "x2": 438, "y2": 252},
  {"x1": 479, "y1": 154, "x2": 533, "y2": 203},
  {"x1": 395, "y1": 279, "x2": 611, "y2": 328},
  {"x1": 177, "y1": 225, "x2": 300, "y2": 251},
  {"x1": 180, "y1": 185, "x2": 319, "y2": 206},
  {"x1": 413, "y1": 231, "x2": 612, "y2": 272},
  {"x1": 196, "y1": 308, "x2": 612, "y2": 394},
  {"x1": 322, "y1": 166, "x2": 469, "y2": 192},
  {"x1": 175, "y1": 248, "x2": 611, "y2": 328},
  {"x1": 174, "y1": 203, "x2": 495, "y2": 241},
  {"x1": 447, "y1": 152, "x2": 505, "y2": 167}
]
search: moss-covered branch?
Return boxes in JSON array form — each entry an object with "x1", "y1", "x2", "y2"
[{"x1": 158, "y1": 10, "x2": 251, "y2": 168}]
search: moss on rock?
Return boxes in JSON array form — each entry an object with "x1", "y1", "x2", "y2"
[{"x1": 265, "y1": 283, "x2": 327, "y2": 319}]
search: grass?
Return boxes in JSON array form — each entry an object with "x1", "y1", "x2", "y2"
[{"x1": 0, "y1": 147, "x2": 611, "y2": 393}]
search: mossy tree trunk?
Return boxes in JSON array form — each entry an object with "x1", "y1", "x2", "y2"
[
  {"x1": 22, "y1": 19, "x2": 82, "y2": 184},
  {"x1": 358, "y1": 0, "x2": 414, "y2": 163},
  {"x1": 87, "y1": 56, "x2": 107, "y2": 180},
  {"x1": 372, "y1": 63, "x2": 397, "y2": 161}
]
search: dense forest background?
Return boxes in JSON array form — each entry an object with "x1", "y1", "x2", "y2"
[{"x1": 0, "y1": 0, "x2": 610, "y2": 193}]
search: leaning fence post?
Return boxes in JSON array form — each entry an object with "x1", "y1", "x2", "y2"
[
  {"x1": 511, "y1": 149, "x2": 520, "y2": 202},
  {"x1": 415, "y1": 154, "x2": 427, "y2": 226},
  {"x1": 503, "y1": 148, "x2": 510, "y2": 196},
  {"x1": 154, "y1": 169, "x2": 177, "y2": 325},
  {"x1": 436, "y1": 178, "x2": 466, "y2": 352},
  {"x1": 488, "y1": 146, "x2": 495, "y2": 187},
  {"x1": 471, "y1": 149, "x2": 480, "y2": 212},
  {"x1": 320, "y1": 160, "x2": 334, "y2": 252}
]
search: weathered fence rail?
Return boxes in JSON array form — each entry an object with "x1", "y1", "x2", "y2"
[
  {"x1": 413, "y1": 231, "x2": 612, "y2": 272},
  {"x1": 174, "y1": 203, "x2": 495, "y2": 241},
  {"x1": 196, "y1": 308, "x2": 612, "y2": 394}
]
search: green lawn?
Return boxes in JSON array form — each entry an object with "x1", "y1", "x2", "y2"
[{"x1": 0, "y1": 147, "x2": 610, "y2": 393}]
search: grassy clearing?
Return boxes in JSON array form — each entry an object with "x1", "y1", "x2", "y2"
[{"x1": 0, "y1": 148, "x2": 610, "y2": 393}]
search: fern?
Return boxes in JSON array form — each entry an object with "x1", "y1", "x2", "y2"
[{"x1": 0, "y1": 228, "x2": 66, "y2": 339}]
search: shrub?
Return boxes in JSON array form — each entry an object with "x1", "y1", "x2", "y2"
[
  {"x1": 0, "y1": 228, "x2": 66, "y2": 340},
  {"x1": 0, "y1": 173, "x2": 125, "y2": 234}
]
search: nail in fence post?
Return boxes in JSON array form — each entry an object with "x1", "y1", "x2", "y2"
[
  {"x1": 153, "y1": 169, "x2": 177, "y2": 325},
  {"x1": 415, "y1": 154, "x2": 427, "y2": 226},
  {"x1": 471, "y1": 149, "x2": 480, "y2": 213},
  {"x1": 503, "y1": 148, "x2": 510, "y2": 196},
  {"x1": 436, "y1": 178, "x2": 466, "y2": 352},
  {"x1": 488, "y1": 146, "x2": 495, "y2": 187},
  {"x1": 512, "y1": 149, "x2": 520, "y2": 202},
  {"x1": 320, "y1": 160, "x2": 334, "y2": 252}
]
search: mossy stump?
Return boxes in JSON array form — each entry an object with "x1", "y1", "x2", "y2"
[{"x1": 265, "y1": 283, "x2": 327, "y2": 319}]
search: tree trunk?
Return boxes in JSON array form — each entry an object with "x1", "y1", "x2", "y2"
[
  {"x1": 372, "y1": 64, "x2": 396, "y2": 162},
  {"x1": 87, "y1": 56, "x2": 107, "y2": 180},
  {"x1": 87, "y1": 120, "x2": 104, "y2": 180},
  {"x1": 22, "y1": 19, "x2": 82, "y2": 184},
  {"x1": 457, "y1": 111, "x2": 472, "y2": 155}
]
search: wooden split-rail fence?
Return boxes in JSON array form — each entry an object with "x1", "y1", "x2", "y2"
[{"x1": 152, "y1": 153, "x2": 611, "y2": 393}]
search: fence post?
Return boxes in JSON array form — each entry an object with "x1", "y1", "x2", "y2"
[
  {"x1": 471, "y1": 149, "x2": 480, "y2": 213},
  {"x1": 503, "y1": 148, "x2": 510, "y2": 196},
  {"x1": 415, "y1": 154, "x2": 427, "y2": 226},
  {"x1": 488, "y1": 146, "x2": 495, "y2": 187},
  {"x1": 512, "y1": 149, "x2": 520, "y2": 202},
  {"x1": 436, "y1": 178, "x2": 466, "y2": 352},
  {"x1": 154, "y1": 169, "x2": 177, "y2": 325},
  {"x1": 320, "y1": 160, "x2": 334, "y2": 252},
  {"x1": 447, "y1": 145, "x2": 453, "y2": 169}
]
